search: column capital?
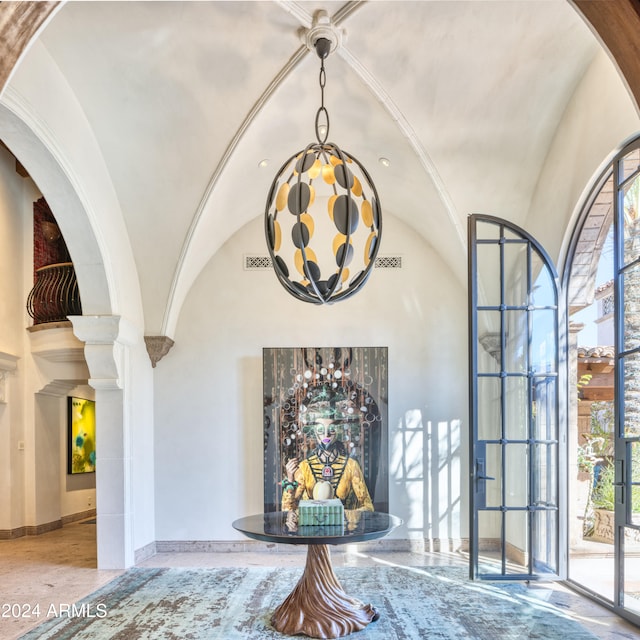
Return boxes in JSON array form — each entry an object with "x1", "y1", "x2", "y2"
[
  {"x1": 144, "y1": 336, "x2": 175, "y2": 368},
  {"x1": 69, "y1": 316, "x2": 141, "y2": 390},
  {"x1": 68, "y1": 315, "x2": 139, "y2": 346}
]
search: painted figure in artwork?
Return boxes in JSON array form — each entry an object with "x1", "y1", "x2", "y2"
[{"x1": 281, "y1": 384, "x2": 374, "y2": 512}]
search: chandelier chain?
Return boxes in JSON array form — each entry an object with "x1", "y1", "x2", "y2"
[{"x1": 315, "y1": 57, "x2": 330, "y2": 144}]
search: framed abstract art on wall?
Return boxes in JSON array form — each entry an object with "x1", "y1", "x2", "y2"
[{"x1": 67, "y1": 396, "x2": 96, "y2": 475}]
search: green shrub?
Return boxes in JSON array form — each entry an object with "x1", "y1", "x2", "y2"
[
  {"x1": 591, "y1": 462, "x2": 615, "y2": 511},
  {"x1": 592, "y1": 457, "x2": 640, "y2": 513}
]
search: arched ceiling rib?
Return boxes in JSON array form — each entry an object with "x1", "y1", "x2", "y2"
[
  {"x1": 3, "y1": 0, "x2": 633, "y2": 338},
  {"x1": 164, "y1": 1, "x2": 466, "y2": 336}
]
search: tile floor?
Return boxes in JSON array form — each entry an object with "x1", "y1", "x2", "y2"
[{"x1": 0, "y1": 519, "x2": 639, "y2": 639}]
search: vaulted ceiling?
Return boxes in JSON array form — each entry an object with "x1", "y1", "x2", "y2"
[{"x1": 2, "y1": 1, "x2": 636, "y2": 336}]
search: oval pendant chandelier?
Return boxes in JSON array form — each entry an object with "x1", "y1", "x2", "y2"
[{"x1": 264, "y1": 23, "x2": 382, "y2": 305}]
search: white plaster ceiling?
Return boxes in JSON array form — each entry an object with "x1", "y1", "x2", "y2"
[{"x1": 11, "y1": 1, "x2": 606, "y2": 335}]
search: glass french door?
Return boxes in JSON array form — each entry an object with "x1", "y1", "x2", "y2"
[
  {"x1": 468, "y1": 214, "x2": 560, "y2": 580},
  {"x1": 613, "y1": 144, "x2": 640, "y2": 620}
]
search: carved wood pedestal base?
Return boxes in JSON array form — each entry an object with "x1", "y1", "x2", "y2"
[{"x1": 271, "y1": 544, "x2": 378, "y2": 639}]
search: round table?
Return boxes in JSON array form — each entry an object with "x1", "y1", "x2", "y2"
[{"x1": 232, "y1": 511, "x2": 402, "y2": 639}]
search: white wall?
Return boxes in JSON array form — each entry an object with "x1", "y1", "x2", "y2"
[
  {"x1": 34, "y1": 393, "x2": 63, "y2": 525},
  {"x1": 527, "y1": 48, "x2": 640, "y2": 266},
  {"x1": 0, "y1": 145, "x2": 27, "y2": 530},
  {"x1": 154, "y1": 212, "x2": 468, "y2": 545},
  {"x1": 0, "y1": 147, "x2": 26, "y2": 351}
]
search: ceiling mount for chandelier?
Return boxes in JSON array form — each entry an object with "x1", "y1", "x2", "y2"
[{"x1": 264, "y1": 11, "x2": 382, "y2": 304}]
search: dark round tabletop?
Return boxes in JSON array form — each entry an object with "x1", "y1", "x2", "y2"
[{"x1": 232, "y1": 511, "x2": 402, "y2": 546}]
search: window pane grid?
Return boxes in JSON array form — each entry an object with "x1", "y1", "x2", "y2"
[{"x1": 471, "y1": 215, "x2": 559, "y2": 579}]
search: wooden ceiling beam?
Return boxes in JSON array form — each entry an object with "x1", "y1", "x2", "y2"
[
  {"x1": 580, "y1": 388, "x2": 615, "y2": 402},
  {"x1": 578, "y1": 361, "x2": 614, "y2": 374},
  {"x1": 573, "y1": 0, "x2": 640, "y2": 113},
  {"x1": 0, "y1": 2, "x2": 59, "y2": 94}
]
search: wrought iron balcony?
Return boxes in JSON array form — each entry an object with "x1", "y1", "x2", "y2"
[{"x1": 27, "y1": 262, "x2": 82, "y2": 325}]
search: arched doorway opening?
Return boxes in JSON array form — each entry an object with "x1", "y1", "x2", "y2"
[{"x1": 565, "y1": 136, "x2": 640, "y2": 623}]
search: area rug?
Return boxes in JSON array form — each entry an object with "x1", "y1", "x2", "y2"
[{"x1": 19, "y1": 565, "x2": 599, "y2": 639}]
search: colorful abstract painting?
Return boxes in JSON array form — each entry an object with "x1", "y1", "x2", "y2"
[{"x1": 67, "y1": 396, "x2": 96, "y2": 474}]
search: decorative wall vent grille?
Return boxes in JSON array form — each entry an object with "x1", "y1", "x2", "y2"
[
  {"x1": 244, "y1": 255, "x2": 273, "y2": 270},
  {"x1": 244, "y1": 255, "x2": 403, "y2": 270},
  {"x1": 375, "y1": 256, "x2": 402, "y2": 269}
]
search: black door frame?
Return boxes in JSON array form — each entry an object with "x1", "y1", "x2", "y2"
[{"x1": 468, "y1": 213, "x2": 561, "y2": 581}]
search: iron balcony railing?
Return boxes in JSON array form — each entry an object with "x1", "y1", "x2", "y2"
[{"x1": 27, "y1": 262, "x2": 82, "y2": 325}]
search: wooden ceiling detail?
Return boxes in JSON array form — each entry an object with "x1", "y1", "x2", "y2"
[
  {"x1": 573, "y1": 0, "x2": 640, "y2": 113},
  {"x1": 577, "y1": 347, "x2": 614, "y2": 402},
  {"x1": 0, "y1": 2, "x2": 59, "y2": 94}
]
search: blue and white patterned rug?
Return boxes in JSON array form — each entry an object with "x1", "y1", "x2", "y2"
[{"x1": 20, "y1": 565, "x2": 599, "y2": 639}]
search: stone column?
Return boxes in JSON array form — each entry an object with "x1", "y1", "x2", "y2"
[{"x1": 69, "y1": 315, "x2": 139, "y2": 569}]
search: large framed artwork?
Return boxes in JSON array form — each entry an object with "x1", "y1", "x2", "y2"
[
  {"x1": 67, "y1": 396, "x2": 96, "y2": 475},
  {"x1": 263, "y1": 347, "x2": 388, "y2": 513}
]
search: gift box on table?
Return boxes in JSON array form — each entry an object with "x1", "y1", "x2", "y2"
[{"x1": 298, "y1": 498, "x2": 344, "y2": 526}]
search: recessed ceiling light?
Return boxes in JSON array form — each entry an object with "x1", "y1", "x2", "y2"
[
  {"x1": 379, "y1": 157, "x2": 391, "y2": 167},
  {"x1": 258, "y1": 159, "x2": 270, "y2": 168}
]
